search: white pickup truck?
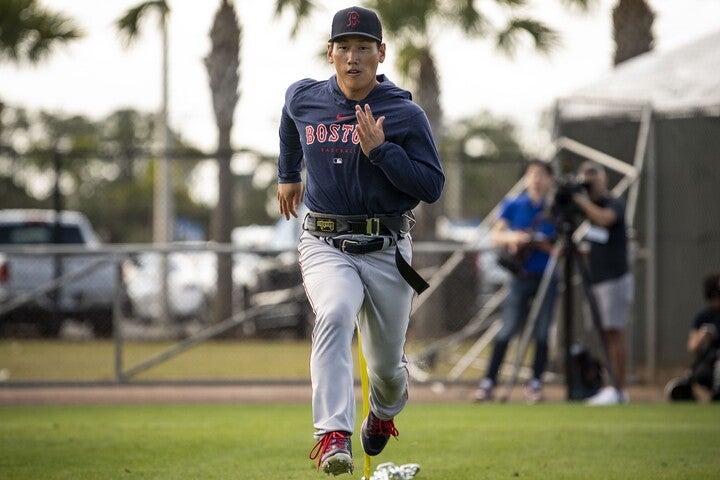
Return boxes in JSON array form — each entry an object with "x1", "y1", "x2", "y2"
[{"x1": 0, "y1": 209, "x2": 121, "y2": 337}]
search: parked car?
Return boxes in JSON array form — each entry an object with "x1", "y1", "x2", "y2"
[
  {"x1": 121, "y1": 247, "x2": 266, "y2": 325},
  {"x1": 121, "y1": 243, "x2": 307, "y2": 336},
  {"x1": 121, "y1": 252, "x2": 211, "y2": 324},
  {"x1": 230, "y1": 208, "x2": 312, "y2": 338},
  {"x1": 0, "y1": 209, "x2": 121, "y2": 337},
  {"x1": 120, "y1": 210, "x2": 313, "y2": 338}
]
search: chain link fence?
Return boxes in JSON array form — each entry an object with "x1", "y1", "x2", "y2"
[
  {"x1": 0, "y1": 240, "x2": 497, "y2": 384},
  {"x1": 0, "y1": 136, "x2": 512, "y2": 385}
]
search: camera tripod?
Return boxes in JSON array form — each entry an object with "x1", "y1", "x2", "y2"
[{"x1": 498, "y1": 216, "x2": 622, "y2": 402}]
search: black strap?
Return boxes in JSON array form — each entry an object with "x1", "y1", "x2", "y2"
[{"x1": 391, "y1": 231, "x2": 429, "y2": 295}]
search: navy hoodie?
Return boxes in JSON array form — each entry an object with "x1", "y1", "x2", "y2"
[{"x1": 278, "y1": 74, "x2": 444, "y2": 216}]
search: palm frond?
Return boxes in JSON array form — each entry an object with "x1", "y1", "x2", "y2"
[
  {"x1": 116, "y1": 1, "x2": 169, "y2": 47},
  {"x1": 22, "y1": 12, "x2": 81, "y2": 62},
  {"x1": 556, "y1": 0, "x2": 596, "y2": 13},
  {"x1": 496, "y1": 17, "x2": 559, "y2": 56},
  {"x1": 368, "y1": 0, "x2": 437, "y2": 36},
  {"x1": 449, "y1": 0, "x2": 488, "y2": 36},
  {"x1": 492, "y1": 0, "x2": 528, "y2": 7},
  {"x1": 0, "y1": 0, "x2": 82, "y2": 63},
  {"x1": 395, "y1": 41, "x2": 425, "y2": 80},
  {"x1": 273, "y1": 0, "x2": 316, "y2": 38}
]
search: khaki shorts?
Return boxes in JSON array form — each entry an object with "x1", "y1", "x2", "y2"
[{"x1": 587, "y1": 272, "x2": 634, "y2": 330}]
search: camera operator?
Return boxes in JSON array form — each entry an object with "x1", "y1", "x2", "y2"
[
  {"x1": 686, "y1": 273, "x2": 720, "y2": 399},
  {"x1": 572, "y1": 161, "x2": 634, "y2": 405},
  {"x1": 666, "y1": 272, "x2": 720, "y2": 401},
  {"x1": 474, "y1": 159, "x2": 558, "y2": 404}
]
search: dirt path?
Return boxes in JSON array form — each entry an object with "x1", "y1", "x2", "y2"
[{"x1": 0, "y1": 382, "x2": 667, "y2": 405}]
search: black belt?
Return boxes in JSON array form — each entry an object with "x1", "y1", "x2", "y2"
[
  {"x1": 303, "y1": 212, "x2": 429, "y2": 295},
  {"x1": 330, "y1": 237, "x2": 388, "y2": 254},
  {"x1": 303, "y1": 212, "x2": 413, "y2": 237}
]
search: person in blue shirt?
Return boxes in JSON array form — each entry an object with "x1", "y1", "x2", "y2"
[
  {"x1": 276, "y1": 6, "x2": 444, "y2": 476},
  {"x1": 475, "y1": 159, "x2": 558, "y2": 404}
]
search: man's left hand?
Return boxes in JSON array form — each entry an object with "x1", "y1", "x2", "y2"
[{"x1": 355, "y1": 104, "x2": 385, "y2": 157}]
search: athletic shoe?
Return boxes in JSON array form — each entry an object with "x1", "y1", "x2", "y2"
[
  {"x1": 309, "y1": 431, "x2": 353, "y2": 476},
  {"x1": 586, "y1": 386, "x2": 629, "y2": 406},
  {"x1": 524, "y1": 379, "x2": 544, "y2": 404},
  {"x1": 473, "y1": 378, "x2": 494, "y2": 402},
  {"x1": 361, "y1": 411, "x2": 399, "y2": 456}
]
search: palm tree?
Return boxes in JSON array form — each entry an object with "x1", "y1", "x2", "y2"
[
  {"x1": 0, "y1": 0, "x2": 82, "y2": 64},
  {"x1": 204, "y1": 0, "x2": 241, "y2": 325},
  {"x1": 612, "y1": 0, "x2": 654, "y2": 66},
  {"x1": 116, "y1": 1, "x2": 173, "y2": 246},
  {"x1": 116, "y1": 1, "x2": 174, "y2": 326}
]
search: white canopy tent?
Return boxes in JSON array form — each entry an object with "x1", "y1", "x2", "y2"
[{"x1": 564, "y1": 29, "x2": 720, "y2": 116}]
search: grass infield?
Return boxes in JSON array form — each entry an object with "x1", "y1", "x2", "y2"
[{"x1": 1, "y1": 403, "x2": 718, "y2": 479}]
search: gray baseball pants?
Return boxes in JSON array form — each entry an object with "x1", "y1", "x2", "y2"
[{"x1": 298, "y1": 231, "x2": 413, "y2": 437}]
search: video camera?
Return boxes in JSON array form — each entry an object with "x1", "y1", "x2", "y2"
[{"x1": 551, "y1": 176, "x2": 591, "y2": 223}]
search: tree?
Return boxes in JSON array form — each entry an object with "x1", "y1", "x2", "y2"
[
  {"x1": 205, "y1": 0, "x2": 241, "y2": 325},
  {"x1": 440, "y1": 113, "x2": 526, "y2": 219},
  {"x1": 99, "y1": 108, "x2": 156, "y2": 182},
  {"x1": 83, "y1": 111, "x2": 210, "y2": 244},
  {"x1": 0, "y1": 104, "x2": 210, "y2": 243},
  {"x1": 117, "y1": 0, "x2": 174, "y2": 325},
  {"x1": 612, "y1": 0, "x2": 654, "y2": 66},
  {"x1": 116, "y1": 0, "x2": 174, "y2": 246},
  {"x1": 0, "y1": 0, "x2": 82, "y2": 64}
]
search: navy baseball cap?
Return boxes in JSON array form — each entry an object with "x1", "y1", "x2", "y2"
[{"x1": 329, "y1": 6, "x2": 382, "y2": 43}]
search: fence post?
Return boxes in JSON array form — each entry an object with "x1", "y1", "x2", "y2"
[{"x1": 113, "y1": 259, "x2": 126, "y2": 383}]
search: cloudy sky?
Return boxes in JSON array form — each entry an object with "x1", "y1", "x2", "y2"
[{"x1": 3, "y1": 0, "x2": 720, "y2": 157}]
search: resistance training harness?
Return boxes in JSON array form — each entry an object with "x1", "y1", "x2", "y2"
[{"x1": 302, "y1": 211, "x2": 429, "y2": 295}]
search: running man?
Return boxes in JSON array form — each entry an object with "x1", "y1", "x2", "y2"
[{"x1": 277, "y1": 6, "x2": 444, "y2": 476}]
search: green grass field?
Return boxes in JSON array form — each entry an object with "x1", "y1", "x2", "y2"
[{"x1": 1, "y1": 403, "x2": 719, "y2": 479}]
